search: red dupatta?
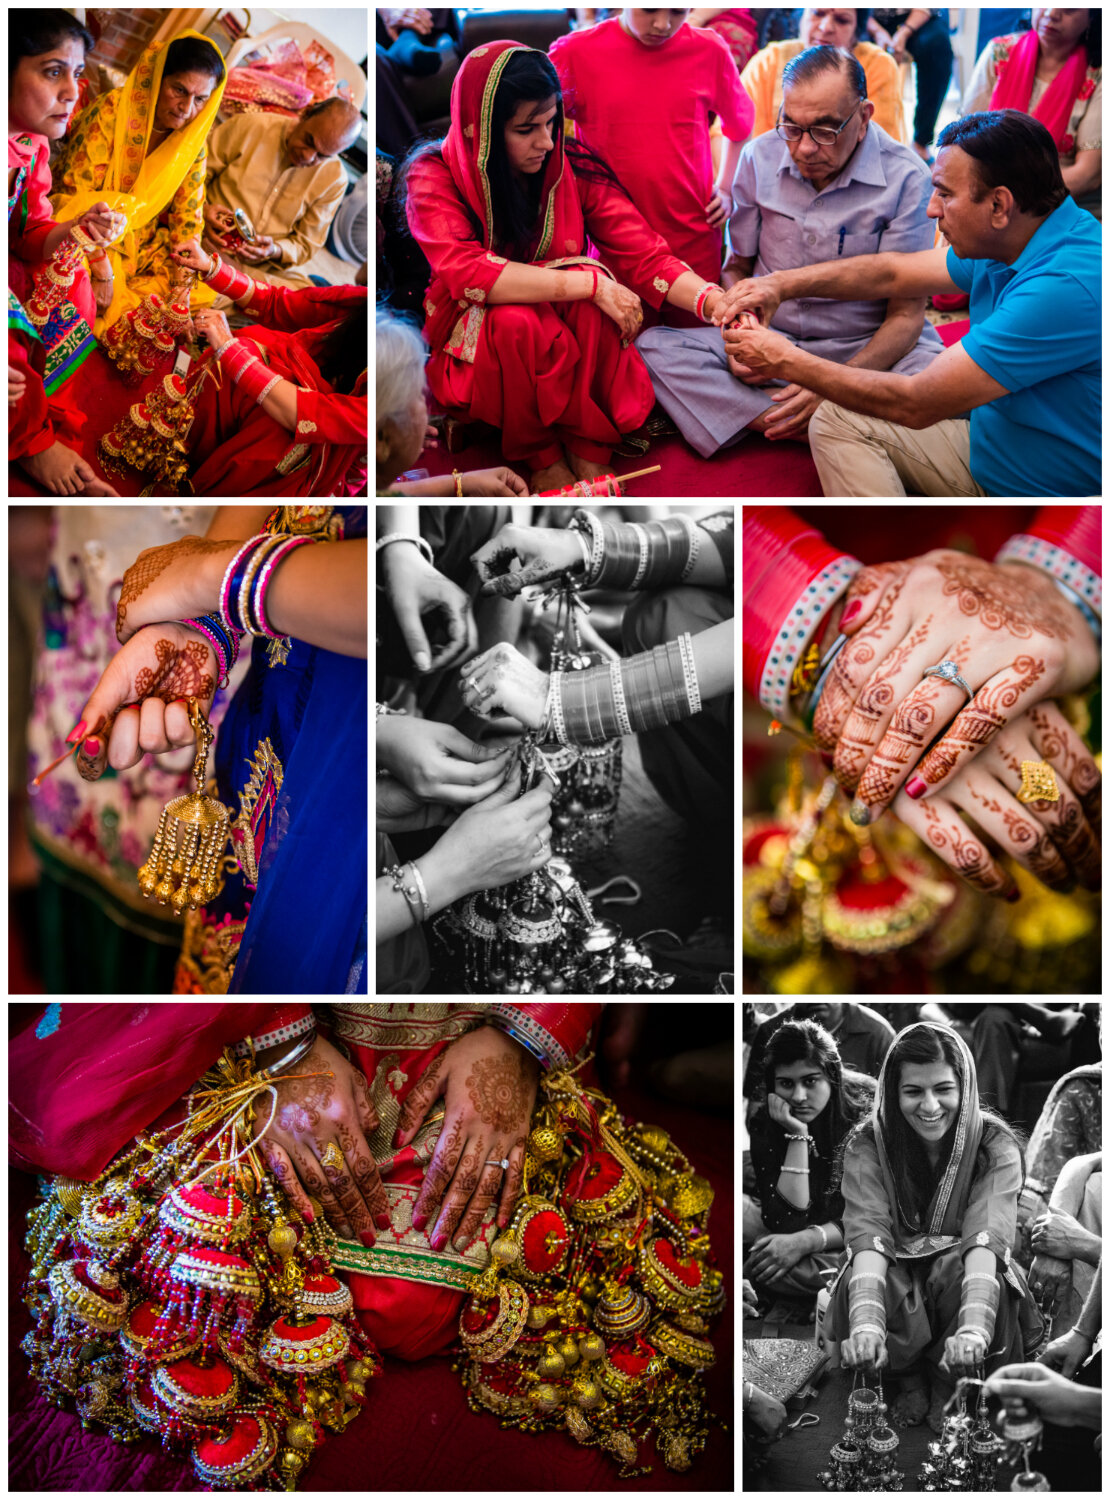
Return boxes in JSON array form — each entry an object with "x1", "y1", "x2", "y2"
[
  {"x1": 989, "y1": 28, "x2": 1090, "y2": 150},
  {"x1": 421, "y1": 40, "x2": 602, "y2": 360},
  {"x1": 9, "y1": 1002, "x2": 308, "y2": 1179}
]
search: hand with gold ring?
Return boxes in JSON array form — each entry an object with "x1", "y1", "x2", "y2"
[
  {"x1": 256, "y1": 1033, "x2": 390, "y2": 1246},
  {"x1": 894, "y1": 700, "x2": 1101, "y2": 900}
]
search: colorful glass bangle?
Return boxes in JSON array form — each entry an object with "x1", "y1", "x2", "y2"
[
  {"x1": 182, "y1": 613, "x2": 241, "y2": 688},
  {"x1": 221, "y1": 535, "x2": 269, "y2": 628},
  {"x1": 253, "y1": 536, "x2": 315, "y2": 639}
]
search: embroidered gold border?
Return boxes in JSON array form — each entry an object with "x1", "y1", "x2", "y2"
[
  {"x1": 327, "y1": 1003, "x2": 489, "y2": 1051},
  {"x1": 330, "y1": 1184, "x2": 494, "y2": 1291}
]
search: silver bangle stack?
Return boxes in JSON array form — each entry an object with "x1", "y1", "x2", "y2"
[{"x1": 388, "y1": 860, "x2": 429, "y2": 927}]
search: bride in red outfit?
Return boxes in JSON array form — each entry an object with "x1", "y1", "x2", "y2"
[{"x1": 400, "y1": 41, "x2": 727, "y2": 494}]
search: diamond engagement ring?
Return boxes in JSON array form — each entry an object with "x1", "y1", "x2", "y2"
[
  {"x1": 922, "y1": 659, "x2": 973, "y2": 701},
  {"x1": 485, "y1": 1158, "x2": 510, "y2": 1171}
]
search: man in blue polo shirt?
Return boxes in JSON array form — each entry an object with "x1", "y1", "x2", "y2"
[{"x1": 715, "y1": 110, "x2": 1101, "y2": 496}]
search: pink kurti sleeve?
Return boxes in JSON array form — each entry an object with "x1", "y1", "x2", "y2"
[
  {"x1": 577, "y1": 173, "x2": 689, "y2": 308},
  {"x1": 706, "y1": 26, "x2": 754, "y2": 141},
  {"x1": 11, "y1": 147, "x2": 58, "y2": 262},
  {"x1": 405, "y1": 154, "x2": 505, "y2": 304}
]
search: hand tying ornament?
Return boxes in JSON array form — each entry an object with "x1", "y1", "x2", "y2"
[
  {"x1": 256, "y1": 1033, "x2": 388, "y2": 1246},
  {"x1": 380, "y1": 536, "x2": 478, "y2": 674},
  {"x1": 376, "y1": 714, "x2": 514, "y2": 807},
  {"x1": 840, "y1": 1329, "x2": 888, "y2": 1371},
  {"x1": 72, "y1": 622, "x2": 220, "y2": 781},
  {"x1": 941, "y1": 1330, "x2": 989, "y2": 1377},
  {"x1": 470, "y1": 522, "x2": 586, "y2": 598},
  {"x1": 394, "y1": 1024, "x2": 540, "y2": 1253},
  {"x1": 986, "y1": 1361, "x2": 1102, "y2": 1429},
  {"x1": 191, "y1": 307, "x2": 234, "y2": 352},
  {"x1": 458, "y1": 641, "x2": 549, "y2": 728}
]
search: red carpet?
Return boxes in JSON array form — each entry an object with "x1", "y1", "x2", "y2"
[{"x1": 420, "y1": 419, "x2": 821, "y2": 497}]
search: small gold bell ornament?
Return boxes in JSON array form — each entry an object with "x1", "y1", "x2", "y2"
[
  {"x1": 137, "y1": 697, "x2": 230, "y2": 915},
  {"x1": 454, "y1": 1067, "x2": 723, "y2": 1478}
]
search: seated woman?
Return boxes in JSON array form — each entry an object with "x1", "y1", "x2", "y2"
[
  {"x1": 8, "y1": 10, "x2": 119, "y2": 494},
  {"x1": 1017, "y1": 1060, "x2": 1102, "y2": 1261},
  {"x1": 740, "y1": 7, "x2": 908, "y2": 141},
  {"x1": 827, "y1": 1021, "x2": 1044, "y2": 1432},
  {"x1": 400, "y1": 42, "x2": 731, "y2": 494},
  {"x1": 744, "y1": 1019, "x2": 875, "y2": 1302},
  {"x1": 376, "y1": 306, "x2": 528, "y2": 496},
  {"x1": 173, "y1": 240, "x2": 366, "y2": 496},
  {"x1": 51, "y1": 30, "x2": 226, "y2": 336},
  {"x1": 962, "y1": 8, "x2": 1101, "y2": 217},
  {"x1": 1029, "y1": 1150, "x2": 1102, "y2": 1339}
]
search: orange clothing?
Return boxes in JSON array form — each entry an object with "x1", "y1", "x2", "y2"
[{"x1": 741, "y1": 39, "x2": 908, "y2": 142}]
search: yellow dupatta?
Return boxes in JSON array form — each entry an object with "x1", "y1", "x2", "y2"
[{"x1": 51, "y1": 29, "x2": 227, "y2": 335}]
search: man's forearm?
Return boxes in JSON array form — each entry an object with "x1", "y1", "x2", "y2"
[
  {"x1": 774, "y1": 252, "x2": 903, "y2": 304},
  {"x1": 779, "y1": 344, "x2": 915, "y2": 421}
]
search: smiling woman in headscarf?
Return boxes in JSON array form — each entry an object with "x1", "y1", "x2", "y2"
[
  {"x1": 50, "y1": 29, "x2": 226, "y2": 335},
  {"x1": 825, "y1": 1022, "x2": 1044, "y2": 1433}
]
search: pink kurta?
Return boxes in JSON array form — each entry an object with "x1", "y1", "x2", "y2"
[{"x1": 550, "y1": 18, "x2": 754, "y2": 289}]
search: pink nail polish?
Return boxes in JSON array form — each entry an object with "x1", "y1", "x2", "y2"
[
  {"x1": 411, "y1": 1212, "x2": 427, "y2": 1232},
  {"x1": 905, "y1": 775, "x2": 927, "y2": 799},
  {"x1": 430, "y1": 1231, "x2": 447, "y2": 1252},
  {"x1": 375, "y1": 1211, "x2": 391, "y2": 1231},
  {"x1": 65, "y1": 719, "x2": 88, "y2": 745},
  {"x1": 83, "y1": 737, "x2": 101, "y2": 758},
  {"x1": 303, "y1": 1206, "x2": 314, "y2": 1224},
  {"x1": 841, "y1": 599, "x2": 863, "y2": 628},
  {"x1": 359, "y1": 1230, "x2": 376, "y2": 1248}
]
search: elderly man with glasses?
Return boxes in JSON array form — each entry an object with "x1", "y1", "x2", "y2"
[{"x1": 637, "y1": 45, "x2": 943, "y2": 454}]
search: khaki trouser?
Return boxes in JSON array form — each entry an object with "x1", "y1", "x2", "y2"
[{"x1": 809, "y1": 400, "x2": 988, "y2": 497}]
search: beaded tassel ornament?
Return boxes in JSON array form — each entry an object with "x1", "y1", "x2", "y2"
[
  {"x1": 137, "y1": 697, "x2": 230, "y2": 915},
  {"x1": 21, "y1": 1046, "x2": 378, "y2": 1490},
  {"x1": 433, "y1": 736, "x2": 673, "y2": 993},
  {"x1": 454, "y1": 1065, "x2": 722, "y2": 1476},
  {"x1": 538, "y1": 572, "x2": 622, "y2": 856}
]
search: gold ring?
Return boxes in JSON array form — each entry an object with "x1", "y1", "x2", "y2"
[
  {"x1": 1016, "y1": 760, "x2": 1060, "y2": 804},
  {"x1": 321, "y1": 1142, "x2": 345, "y2": 1172}
]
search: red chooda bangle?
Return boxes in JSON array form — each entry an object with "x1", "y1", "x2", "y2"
[{"x1": 206, "y1": 254, "x2": 253, "y2": 301}]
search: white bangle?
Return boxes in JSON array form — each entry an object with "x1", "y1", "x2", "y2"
[
  {"x1": 407, "y1": 859, "x2": 430, "y2": 922},
  {"x1": 376, "y1": 532, "x2": 435, "y2": 567},
  {"x1": 813, "y1": 1224, "x2": 829, "y2": 1252}
]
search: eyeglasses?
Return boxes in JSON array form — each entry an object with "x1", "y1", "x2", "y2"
[{"x1": 776, "y1": 100, "x2": 861, "y2": 147}]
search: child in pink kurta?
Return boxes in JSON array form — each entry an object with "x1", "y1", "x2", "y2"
[{"x1": 550, "y1": 15, "x2": 753, "y2": 318}]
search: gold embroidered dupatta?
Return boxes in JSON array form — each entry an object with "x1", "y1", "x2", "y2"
[{"x1": 51, "y1": 29, "x2": 226, "y2": 335}]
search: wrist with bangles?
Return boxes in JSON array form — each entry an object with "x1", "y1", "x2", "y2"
[
  {"x1": 214, "y1": 532, "x2": 321, "y2": 645},
  {"x1": 388, "y1": 859, "x2": 430, "y2": 927},
  {"x1": 547, "y1": 631, "x2": 701, "y2": 745},
  {"x1": 568, "y1": 507, "x2": 700, "y2": 589}
]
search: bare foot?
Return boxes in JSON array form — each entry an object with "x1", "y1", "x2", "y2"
[
  {"x1": 19, "y1": 441, "x2": 109, "y2": 496},
  {"x1": 567, "y1": 450, "x2": 612, "y2": 484},
  {"x1": 80, "y1": 477, "x2": 121, "y2": 496},
  {"x1": 531, "y1": 458, "x2": 576, "y2": 493}
]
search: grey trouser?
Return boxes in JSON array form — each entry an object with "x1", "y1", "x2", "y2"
[{"x1": 636, "y1": 323, "x2": 944, "y2": 459}]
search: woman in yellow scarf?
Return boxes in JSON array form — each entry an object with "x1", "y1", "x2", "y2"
[{"x1": 51, "y1": 30, "x2": 226, "y2": 336}]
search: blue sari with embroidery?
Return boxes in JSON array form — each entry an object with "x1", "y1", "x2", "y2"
[{"x1": 175, "y1": 506, "x2": 367, "y2": 994}]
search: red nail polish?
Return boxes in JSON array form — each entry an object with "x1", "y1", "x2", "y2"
[
  {"x1": 906, "y1": 775, "x2": 927, "y2": 799},
  {"x1": 430, "y1": 1230, "x2": 447, "y2": 1252},
  {"x1": 375, "y1": 1211, "x2": 391, "y2": 1231},
  {"x1": 83, "y1": 737, "x2": 101, "y2": 758},
  {"x1": 411, "y1": 1212, "x2": 427, "y2": 1232},
  {"x1": 303, "y1": 1206, "x2": 314, "y2": 1224},
  {"x1": 359, "y1": 1230, "x2": 376, "y2": 1248},
  {"x1": 841, "y1": 599, "x2": 863, "y2": 628},
  {"x1": 65, "y1": 719, "x2": 88, "y2": 745}
]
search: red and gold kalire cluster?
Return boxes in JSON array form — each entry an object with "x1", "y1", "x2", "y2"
[
  {"x1": 454, "y1": 1066, "x2": 724, "y2": 1476},
  {"x1": 21, "y1": 1049, "x2": 378, "y2": 1490}
]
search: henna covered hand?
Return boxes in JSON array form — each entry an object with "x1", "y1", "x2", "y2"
[
  {"x1": 813, "y1": 550, "x2": 1099, "y2": 823},
  {"x1": 257, "y1": 1033, "x2": 387, "y2": 1244},
  {"x1": 470, "y1": 522, "x2": 584, "y2": 598},
  {"x1": 893, "y1": 700, "x2": 1101, "y2": 899},
  {"x1": 394, "y1": 1025, "x2": 540, "y2": 1253},
  {"x1": 115, "y1": 534, "x2": 240, "y2": 643},
  {"x1": 74, "y1": 623, "x2": 219, "y2": 780}
]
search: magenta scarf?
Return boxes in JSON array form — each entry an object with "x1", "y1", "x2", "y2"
[{"x1": 990, "y1": 28, "x2": 1090, "y2": 150}]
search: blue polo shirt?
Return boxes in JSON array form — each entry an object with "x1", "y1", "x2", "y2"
[{"x1": 946, "y1": 196, "x2": 1101, "y2": 497}]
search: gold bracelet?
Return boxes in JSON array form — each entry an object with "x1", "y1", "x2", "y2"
[{"x1": 453, "y1": 468, "x2": 463, "y2": 498}]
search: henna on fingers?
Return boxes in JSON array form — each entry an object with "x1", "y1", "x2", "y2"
[
  {"x1": 897, "y1": 795, "x2": 1013, "y2": 897},
  {"x1": 931, "y1": 553, "x2": 1074, "y2": 639},
  {"x1": 135, "y1": 638, "x2": 215, "y2": 703},
  {"x1": 1028, "y1": 702, "x2": 1102, "y2": 833},
  {"x1": 432, "y1": 1135, "x2": 486, "y2": 1248},
  {"x1": 412, "y1": 1112, "x2": 464, "y2": 1230},
  {"x1": 397, "y1": 1054, "x2": 446, "y2": 1142},
  {"x1": 961, "y1": 782, "x2": 1074, "y2": 891},
  {"x1": 854, "y1": 675, "x2": 946, "y2": 811},
  {"x1": 916, "y1": 657, "x2": 1047, "y2": 789},
  {"x1": 499, "y1": 1136, "x2": 527, "y2": 1227},
  {"x1": 1036, "y1": 791, "x2": 1102, "y2": 891},
  {"x1": 453, "y1": 1162, "x2": 503, "y2": 1249}
]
